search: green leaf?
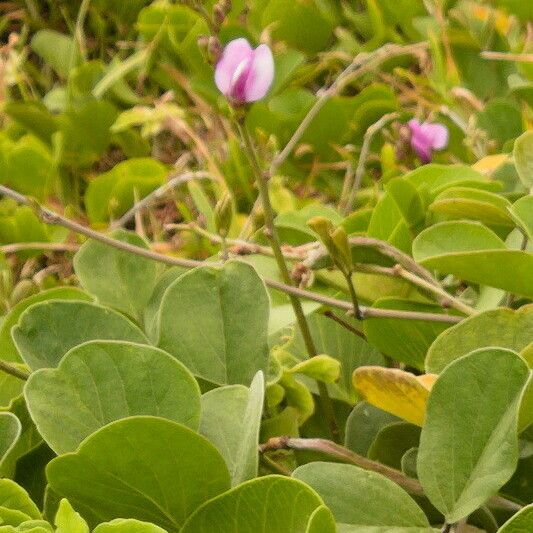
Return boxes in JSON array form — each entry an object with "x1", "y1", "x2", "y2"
[
  {"x1": 404, "y1": 164, "x2": 494, "y2": 198},
  {"x1": 0, "y1": 479, "x2": 41, "y2": 520},
  {"x1": 30, "y1": 30, "x2": 80, "y2": 78},
  {"x1": 413, "y1": 221, "x2": 533, "y2": 298},
  {"x1": 417, "y1": 348, "x2": 530, "y2": 522},
  {"x1": 54, "y1": 499, "x2": 89, "y2": 533},
  {"x1": 429, "y1": 187, "x2": 513, "y2": 228},
  {"x1": 368, "y1": 422, "x2": 421, "y2": 470},
  {"x1": 363, "y1": 298, "x2": 454, "y2": 369},
  {"x1": 180, "y1": 476, "x2": 332, "y2": 533},
  {"x1": 344, "y1": 402, "x2": 399, "y2": 456},
  {"x1": 25, "y1": 341, "x2": 200, "y2": 454},
  {"x1": 0, "y1": 413, "x2": 20, "y2": 464},
  {"x1": 0, "y1": 396, "x2": 42, "y2": 477},
  {"x1": 93, "y1": 519, "x2": 168, "y2": 533},
  {"x1": 425, "y1": 306, "x2": 533, "y2": 374},
  {"x1": 477, "y1": 99, "x2": 523, "y2": 147},
  {"x1": 199, "y1": 371, "x2": 264, "y2": 486},
  {"x1": 287, "y1": 355, "x2": 341, "y2": 383},
  {"x1": 509, "y1": 195, "x2": 533, "y2": 240},
  {"x1": 513, "y1": 131, "x2": 533, "y2": 188},
  {"x1": 157, "y1": 261, "x2": 269, "y2": 386},
  {"x1": 85, "y1": 158, "x2": 167, "y2": 224},
  {"x1": 46, "y1": 417, "x2": 230, "y2": 531},
  {"x1": 12, "y1": 300, "x2": 148, "y2": 370},
  {"x1": 74, "y1": 231, "x2": 158, "y2": 319},
  {"x1": 293, "y1": 462, "x2": 430, "y2": 530},
  {"x1": 497, "y1": 503, "x2": 533, "y2": 532},
  {"x1": 0, "y1": 287, "x2": 92, "y2": 363}
]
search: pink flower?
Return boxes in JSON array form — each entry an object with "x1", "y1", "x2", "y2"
[
  {"x1": 215, "y1": 38, "x2": 274, "y2": 104},
  {"x1": 408, "y1": 119, "x2": 449, "y2": 163}
]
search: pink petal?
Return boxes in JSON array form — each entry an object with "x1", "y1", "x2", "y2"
[
  {"x1": 215, "y1": 38, "x2": 253, "y2": 96},
  {"x1": 411, "y1": 134, "x2": 432, "y2": 163},
  {"x1": 228, "y1": 57, "x2": 253, "y2": 102},
  {"x1": 243, "y1": 44, "x2": 274, "y2": 102},
  {"x1": 424, "y1": 123, "x2": 449, "y2": 150}
]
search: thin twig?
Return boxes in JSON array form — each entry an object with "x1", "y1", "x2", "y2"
[
  {"x1": 0, "y1": 360, "x2": 29, "y2": 381},
  {"x1": 480, "y1": 51, "x2": 533, "y2": 62},
  {"x1": 112, "y1": 171, "x2": 214, "y2": 228},
  {"x1": 354, "y1": 264, "x2": 475, "y2": 315},
  {"x1": 0, "y1": 242, "x2": 80, "y2": 254},
  {"x1": 0, "y1": 185, "x2": 462, "y2": 324},
  {"x1": 341, "y1": 112, "x2": 400, "y2": 214},
  {"x1": 323, "y1": 310, "x2": 366, "y2": 339},
  {"x1": 259, "y1": 436, "x2": 522, "y2": 513}
]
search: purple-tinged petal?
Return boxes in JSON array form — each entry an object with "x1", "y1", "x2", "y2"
[
  {"x1": 423, "y1": 123, "x2": 449, "y2": 150},
  {"x1": 411, "y1": 133, "x2": 432, "y2": 163},
  {"x1": 215, "y1": 38, "x2": 253, "y2": 96},
  {"x1": 228, "y1": 56, "x2": 253, "y2": 102},
  {"x1": 242, "y1": 44, "x2": 275, "y2": 102}
]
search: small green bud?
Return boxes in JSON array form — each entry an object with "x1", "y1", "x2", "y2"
[
  {"x1": 214, "y1": 192, "x2": 234, "y2": 238},
  {"x1": 330, "y1": 226, "x2": 352, "y2": 273}
]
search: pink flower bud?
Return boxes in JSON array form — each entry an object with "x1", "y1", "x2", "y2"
[
  {"x1": 214, "y1": 38, "x2": 274, "y2": 104},
  {"x1": 408, "y1": 119, "x2": 449, "y2": 163}
]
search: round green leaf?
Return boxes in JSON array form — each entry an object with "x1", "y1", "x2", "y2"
[
  {"x1": 0, "y1": 287, "x2": 92, "y2": 363},
  {"x1": 293, "y1": 462, "x2": 429, "y2": 529},
  {"x1": 157, "y1": 261, "x2": 269, "y2": 386},
  {"x1": 12, "y1": 300, "x2": 148, "y2": 369},
  {"x1": 25, "y1": 341, "x2": 201, "y2": 454},
  {"x1": 73, "y1": 230, "x2": 158, "y2": 319},
  {"x1": 426, "y1": 306, "x2": 533, "y2": 374},
  {"x1": 417, "y1": 348, "x2": 530, "y2": 523},
  {"x1": 180, "y1": 476, "x2": 331, "y2": 533},
  {"x1": 413, "y1": 221, "x2": 533, "y2": 298},
  {"x1": 46, "y1": 416, "x2": 230, "y2": 531}
]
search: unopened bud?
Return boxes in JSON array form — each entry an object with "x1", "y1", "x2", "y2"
[
  {"x1": 330, "y1": 226, "x2": 352, "y2": 273},
  {"x1": 213, "y1": 0, "x2": 232, "y2": 26},
  {"x1": 214, "y1": 193, "x2": 233, "y2": 238},
  {"x1": 198, "y1": 35, "x2": 222, "y2": 65}
]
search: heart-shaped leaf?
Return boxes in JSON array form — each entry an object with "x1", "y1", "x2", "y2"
[
  {"x1": 12, "y1": 301, "x2": 148, "y2": 369},
  {"x1": 25, "y1": 341, "x2": 201, "y2": 454},
  {"x1": 157, "y1": 261, "x2": 269, "y2": 386},
  {"x1": 180, "y1": 476, "x2": 332, "y2": 533},
  {"x1": 293, "y1": 462, "x2": 430, "y2": 530},
  {"x1": 46, "y1": 417, "x2": 230, "y2": 531},
  {"x1": 417, "y1": 348, "x2": 529, "y2": 522},
  {"x1": 0, "y1": 287, "x2": 91, "y2": 363},
  {"x1": 74, "y1": 231, "x2": 158, "y2": 319}
]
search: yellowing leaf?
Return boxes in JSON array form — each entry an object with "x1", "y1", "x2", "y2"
[
  {"x1": 416, "y1": 374, "x2": 438, "y2": 390},
  {"x1": 353, "y1": 367, "x2": 431, "y2": 426},
  {"x1": 472, "y1": 154, "x2": 509, "y2": 175}
]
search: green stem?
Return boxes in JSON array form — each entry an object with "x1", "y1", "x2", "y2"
[
  {"x1": 237, "y1": 120, "x2": 340, "y2": 443},
  {"x1": 0, "y1": 360, "x2": 29, "y2": 381},
  {"x1": 344, "y1": 270, "x2": 363, "y2": 320}
]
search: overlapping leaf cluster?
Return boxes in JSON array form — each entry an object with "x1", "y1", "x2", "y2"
[{"x1": 0, "y1": 0, "x2": 532, "y2": 532}]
